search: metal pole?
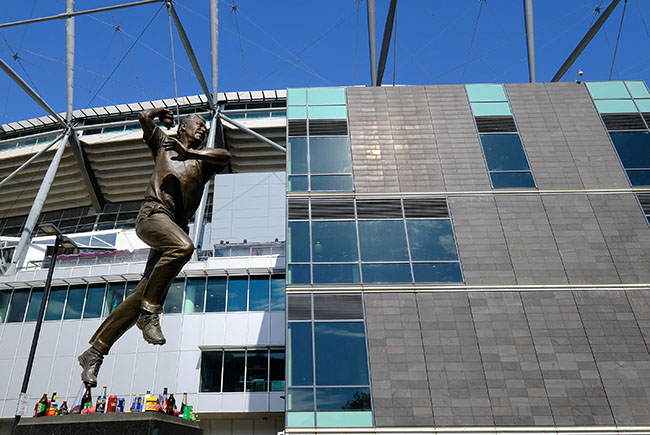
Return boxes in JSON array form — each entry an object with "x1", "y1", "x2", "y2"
[
  {"x1": 367, "y1": 0, "x2": 377, "y2": 86},
  {"x1": 168, "y1": 3, "x2": 215, "y2": 111},
  {"x1": 210, "y1": 0, "x2": 218, "y2": 107},
  {"x1": 0, "y1": 131, "x2": 66, "y2": 188},
  {"x1": 0, "y1": 0, "x2": 164, "y2": 29},
  {"x1": 523, "y1": 0, "x2": 536, "y2": 83},
  {"x1": 218, "y1": 112, "x2": 286, "y2": 153},
  {"x1": 9, "y1": 130, "x2": 71, "y2": 272},
  {"x1": 11, "y1": 236, "x2": 60, "y2": 434},
  {"x1": 376, "y1": 0, "x2": 397, "y2": 86},
  {"x1": 0, "y1": 58, "x2": 67, "y2": 128},
  {"x1": 551, "y1": 0, "x2": 621, "y2": 82},
  {"x1": 66, "y1": 0, "x2": 74, "y2": 122}
]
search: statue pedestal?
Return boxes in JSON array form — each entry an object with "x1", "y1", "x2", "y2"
[{"x1": 16, "y1": 411, "x2": 202, "y2": 435}]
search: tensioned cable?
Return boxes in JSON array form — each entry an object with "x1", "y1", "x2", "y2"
[
  {"x1": 461, "y1": 0, "x2": 485, "y2": 83},
  {"x1": 166, "y1": 2, "x2": 180, "y2": 119},
  {"x1": 230, "y1": 4, "x2": 250, "y2": 91},
  {"x1": 108, "y1": 11, "x2": 147, "y2": 101},
  {"x1": 85, "y1": 1, "x2": 165, "y2": 109},
  {"x1": 609, "y1": 0, "x2": 628, "y2": 80},
  {"x1": 635, "y1": 0, "x2": 650, "y2": 43}
]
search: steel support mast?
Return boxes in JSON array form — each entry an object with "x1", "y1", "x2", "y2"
[{"x1": 523, "y1": 0, "x2": 536, "y2": 83}]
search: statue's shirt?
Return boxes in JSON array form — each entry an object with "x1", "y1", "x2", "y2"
[{"x1": 143, "y1": 126, "x2": 217, "y2": 225}]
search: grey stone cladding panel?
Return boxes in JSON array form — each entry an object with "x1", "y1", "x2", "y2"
[
  {"x1": 469, "y1": 292, "x2": 553, "y2": 426},
  {"x1": 425, "y1": 85, "x2": 491, "y2": 191},
  {"x1": 505, "y1": 84, "x2": 584, "y2": 190},
  {"x1": 494, "y1": 196, "x2": 567, "y2": 285},
  {"x1": 364, "y1": 292, "x2": 434, "y2": 427},
  {"x1": 589, "y1": 193, "x2": 650, "y2": 283},
  {"x1": 574, "y1": 290, "x2": 650, "y2": 425},
  {"x1": 417, "y1": 292, "x2": 492, "y2": 426},
  {"x1": 521, "y1": 291, "x2": 613, "y2": 425},
  {"x1": 544, "y1": 82, "x2": 629, "y2": 189},
  {"x1": 541, "y1": 195, "x2": 620, "y2": 285},
  {"x1": 449, "y1": 196, "x2": 515, "y2": 286},
  {"x1": 627, "y1": 290, "x2": 650, "y2": 354}
]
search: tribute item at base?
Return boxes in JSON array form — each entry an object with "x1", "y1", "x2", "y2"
[{"x1": 78, "y1": 108, "x2": 230, "y2": 387}]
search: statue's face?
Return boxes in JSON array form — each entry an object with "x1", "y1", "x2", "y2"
[{"x1": 183, "y1": 117, "x2": 208, "y2": 147}]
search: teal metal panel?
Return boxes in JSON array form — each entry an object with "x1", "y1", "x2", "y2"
[
  {"x1": 586, "y1": 81, "x2": 630, "y2": 99},
  {"x1": 626, "y1": 81, "x2": 650, "y2": 99},
  {"x1": 470, "y1": 101, "x2": 512, "y2": 116},
  {"x1": 316, "y1": 411, "x2": 373, "y2": 427},
  {"x1": 308, "y1": 105, "x2": 347, "y2": 119},
  {"x1": 594, "y1": 99, "x2": 638, "y2": 113},
  {"x1": 288, "y1": 106, "x2": 307, "y2": 119},
  {"x1": 288, "y1": 88, "x2": 307, "y2": 105},
  {"x1": 466, "y1": 84, "x2": 507, "y2": 102},
  {"x1": 307, "y1": 87, "x2": 346, "y2": 105}
]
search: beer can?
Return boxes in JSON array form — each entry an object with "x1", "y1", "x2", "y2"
[
  {"x1": 116, "y1": 398, "x2": 125, "y2": 413},
  {"x1": 130, "y1": 395, "x2": 142, "y2": 412}
]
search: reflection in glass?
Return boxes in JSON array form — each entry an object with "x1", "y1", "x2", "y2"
[
  {"x1": 288, "y1": 388, "x2": 314, "y2": 411},
  {"x1": 358, "y1": 220, "x2": 408, "y2": 261},
  {"x1": 316, "y1": 388, "x2": 371, "y2": 410},
  {"x1": 246, "y1": 350, "x2": 268, "y2": 392},
  {"x1": 64, "y1": 285, "x2": 86, "y2": 320},
  {"x1": 610, "y1": 132, "x2": 650, "y2": 169},
  {"x1": 227, "y1": 277, "x2": 248, "y2": 312},
  {"x1": 407, "y1": 220, "x2": 458, "y2": 261},
  {"x1": 270, "y1": 350, "x2": 286, "y2": 391},
  {"x1": 184, "y1": 278, "x2": 206, "y2": 313},
  {"x1": 288, "y1": 221, "x2": 310, "y2": 263},
  {"x1": 200, "y1": 351, "x2": 223, "y2": 392},
  {"x1": 310, "y1": 175, "x2": 353, "y2": 191},
  {"x1": 288, "y1": 323, "x2": 313, "y2": 386},
  {"x1": 288, "y1": 264, "x2": 310, "y2": 285},
  {"x1": 163, "y1": 280, "x2": 184, "y2": 314},
  {"x1": 44, "y1": 287, "x2": 68, "y2": 321},
  {"x1": 25, "y1": 289, "x2": 44, "y2": 322},
  {"x1": 288, "y1": 175, "x2": 308, "y2": 191},
  {"x1": 627, "y1": 169, "x2": 650, "y2": 186},
  {"x1": 362, "y1": 263, "x2": 411, "y2": 284},
  {"x1": 223, "y1": 351, "x2": 246, "y2": 392},
  {"x1": 314, "y1": 322, "x2": 369, "y2": 386},
  {"x1": 313, "y1": 264, "x2": 361, "y2": 284},
  {"x1": 270, "y1": 277, "x2": 285, "y2": 311},
  {"x1": 480, "y1": 134, "x2": 530, "y2": 171},
  {"x1": 0, "y1": 291, "x2": 10, "y2": 323},
  {"x1": 312, "y1": 221, "x2": 357, "y2": 262},
  {"x1": 490, "y1": 172, "x2": 535, "y2": 189},
  {"x1": 206, "y1": 277, "x2": 227, "y2": 312},
  {"x1": 103, "y1": 282, "x2": 125, "y2": 316},
  {"x1": 288, "y1": 137, "x2": 308, "y2": 174},
  {"x1": 309, "y1": 137, "x2": 352, "y2": 174},
  {"x1": 84, "y1": 284, "x2": 105, "y2": 319},
  {"x1": 7, "y1": 289, "x2": 30, "y2": 323},
  {"x1": 249, "y1": 277, "x2": 269, "y2": 311},
  {"x1": 413, "y1": 263, "x2": 463, "y2": 283}
]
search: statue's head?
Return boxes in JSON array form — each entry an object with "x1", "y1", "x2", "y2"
[{"x1": 178, "y1": 114, "x2": 208, "y2": 147}]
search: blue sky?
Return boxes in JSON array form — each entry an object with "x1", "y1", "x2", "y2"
[{"x1": 1, "y1": 0, "x2": 649, "y2": 124}]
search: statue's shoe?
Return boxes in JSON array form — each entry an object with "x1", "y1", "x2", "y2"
[
  {"x1": 136, "y1": 311, "x2": 166, "y2": 345},
  {"x1": 78, "y1": 347, "x2": 103, "y2": 388}
]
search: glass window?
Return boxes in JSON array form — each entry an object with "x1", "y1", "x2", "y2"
[
  {"x1": 312, "y1": 221, "x2": 358, "y2": 262},
  {"x1": 222, "y1": 351, "x2": 246, "y2": 392},
  {"x1": 83, "y1": 284, "x2": 105, "y2": 319},
  {"x1": 309, "y1": 138, "x2": 352, "y2": 174},
  {"x1": 0, "y1": 291, "x2": 10, "y2": 323},
  {"x1": 586, "y1": 81, "x2": 630, "y2": 99},
  {"x1": 490, "y1": 172, "x2": 536, "y2": 188},
  {"x1": 307, "y1": 87, "x2": 346, "y2": 105},
  {"x1": 288, "y1": 88, "x2": 307, "y2": 106},
  {"x1": 636, "y1": 99, "x2": 650, "y2": 112},
  {"x1": 205, "y1": 277, "x2": 226, "y2": 312},
  {"x1": 227, "y1": 277, "x2": 248, "y2": 312},
  {"x1": 308, "y1": 105, "x2": 347, "y2": 120},
  {"x1": 288, "y1": 323, "x2": 313, "y2": 386},
  {"x1": 413, "y1": 263, "x2": 463, "y2": 283},
  {"x1": 246, "y1": 350, "x2": 268, "y2": 392},
  {"x1": 270, "y1": 350, "x2": 285, "y2": 391},
  {"x1": 103, "y1": 282, "x2": 125, "y2": 316},
  {"x1": 480, "y1": 134, "x2": 530, "y2": 171},
  {"x1": 288, "y1": 106, "x2": 307, "y2": 120},
  {"x1": 288, "y1": 222, "x2": 310, "y2": 263},
  {"x1": 470, "y1": 102, "x2": 512, "y2": 116},
  {"x1": 25, "y1": 289, "x2": 44, "y2": 322},
  {"x1": 184, "y1": 278, "x2": 205, "y2": 313},
  {"x1": 313, "y1": 264, "x2": 360, "y2": 284},
  {"x1": 610, "y1": 132, "x2": 650, "y2": 169},
  {"x1": 163, "y1": 280, "x2": 184, "y2": 314},
  {"x1": 270, "y1": 277, "x2": 285, "y2": 311},
  {"x1": 288, "y1": 388, "x2": 314, "y2": 411},
  {"x1": 316, "y1": 388, "x2": 371, "y2": 410},
  {"x1": 407, "y1": 220, "x2": 458, "y2": 261},
  {"x1": 288, "y1": 176, "x2": 309, "y2": 191},
  {"x1": 288, "y1": 137, "x2": 308, "y2": 174},
  {"x1": 466, "y1": 84, "x2": 507, "y2": 102},
  {"x1": 626, "y1": 81, "x2": 650, "y2": 99},
  {"x1": 288, "y1": 264, "x2": 310, "y2": 285},
  {"x1": 362, "y1": 263, "x2": 411, "y2": 284},
  {"x1": 249, "y1": 276, "x2": 269, "y2": 311},
  {"x1": 64, "y1": 285, "x2": 86, "y2": 320},
  {"x1": 125, "y1": 281, "x2": 138, "y2": 297},
  {"x1": 358, "y1": 220, "x2": 408, "y2": 261},
  {"x1": 314, "y1": 322, "x2": 369, "y2": 386},
  {"x1": 626, "y1": 170, "x2": 650, "y2": 186},
  {"x1": 44, "y1": 286, "x2": 68, "y2": 321},
  {"x1": 594, "y1": 99, "x2": 638, "y2": 113},
  {"x1": 7, "y1": 289, "x2": 30, "y2": 323},
  {"x1": 200, "y1": 351, "x2": 223, "y2": 392},
  {"x1": 310, "y1": 175, "x2": 353, "y2": 191}
]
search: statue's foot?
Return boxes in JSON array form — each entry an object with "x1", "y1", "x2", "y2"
[
  {"x1": 78, "y1": 346, "x2": 104, "y2": 388},
  {"x1": 136, "y1": 311, "x2": 166, "y2": 345}
]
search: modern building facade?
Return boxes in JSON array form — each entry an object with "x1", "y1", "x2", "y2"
[{"x1": 1, "y1": 80, "x2": 650, "y2": 434}]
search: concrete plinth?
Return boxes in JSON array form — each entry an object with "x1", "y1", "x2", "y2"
[{"x1": 16, "y1": 411, "x2": 202, "y2": 435}]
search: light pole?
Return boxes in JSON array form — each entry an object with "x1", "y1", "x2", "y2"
[{"x1": 12, "y1": 223, "x2": 77, "y2": 434}]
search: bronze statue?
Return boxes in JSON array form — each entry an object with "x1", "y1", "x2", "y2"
[{"x1": 78, "y1": 107, "x2": 230, "y2": 387}]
